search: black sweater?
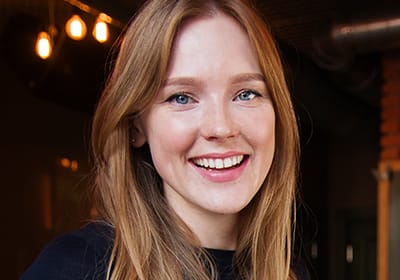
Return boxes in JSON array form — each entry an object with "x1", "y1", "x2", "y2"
[{"x1": 21, "y1": 222, "x2": 309, "y2": 279}]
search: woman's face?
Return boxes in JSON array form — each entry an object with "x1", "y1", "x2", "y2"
[{"x1": 137, "y1": 13, "x2": 275, "y2": 225}]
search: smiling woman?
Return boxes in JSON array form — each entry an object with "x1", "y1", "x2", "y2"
[
  {"x1": 135, "y1": 14, "x2": 276, "y2": 225},
  {"x1": 21, "y1": 0, "x2": 306, "y2": 280}
]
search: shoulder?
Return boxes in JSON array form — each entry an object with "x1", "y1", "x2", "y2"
[{"x1": 21, "y1": 222, "x2": 114, "y2": 280}]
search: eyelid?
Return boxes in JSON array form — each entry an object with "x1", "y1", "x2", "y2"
[
  {"x1": 165, "y1": 92, "x2": 196, "y2": 104},
  {"x1": 234, "y1": 89, "x2": 263, "y2": 101},
  {"x1": 243, "y1": 89, "x2": 262, "y2": 95}
]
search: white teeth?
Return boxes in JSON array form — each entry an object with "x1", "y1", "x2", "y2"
[
  {"x1": 215, "y1": 159, "x2": 223, "y2": 169},
  {"x1": 209, "y1": 159, "x2": 215, "y2": 168},
  {"x1": 223, "y1": 157, "x2": 232, "y2": 167},
  {"x1": 193, "y1": 155, "x2": 244, "y2": 169},
  {"x1": 232, "y1": 156, "x2": 237, "y2": 165}
]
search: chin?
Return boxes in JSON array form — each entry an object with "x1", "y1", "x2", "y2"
[{"x1": 207, "y1": 202, "x2": 250, "y2": 215}]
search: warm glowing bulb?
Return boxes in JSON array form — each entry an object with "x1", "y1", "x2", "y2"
[
  {"x1": 65, "y1": 15, "x2": 87, "y2": 40},
  {"x1": 93, "y1": 13, "x2": 111, "y2": 43},
  {"x1": 93, "y1": 20, "x2": 109, "y2": 43},
  {"x1": 70, "y1": 160, "x2": 78, "y2": 172},
  {"x1": 35, "y1": 31, "x2": 52, "y2": 59},
  {"x1": 60, "y1": 158, "x2": 71, "y2": 168}
]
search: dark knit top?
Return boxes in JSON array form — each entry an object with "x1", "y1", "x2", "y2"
[{"x1": 20, "y1": 222, "x2": 309, "y2": 280}]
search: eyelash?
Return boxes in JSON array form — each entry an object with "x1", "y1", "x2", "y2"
[
  {"x1": 166, "y1": 93, "x2": 194, "y2": 105},
  {"x1": 234, "y1": 89, "x2": 262, "y2": 101},
  {"x1": 165, "y1": 89, "x2": 262, "y2": 105}
]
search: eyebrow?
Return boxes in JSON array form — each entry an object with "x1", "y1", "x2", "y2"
[
  {"x1": 163, "y1": 77, "x2": 201, "y2": 87},
  {"x1": 163, "y1": 73, "x2": 265, "y2": 87},
  {"x1": 229, "y1": 73, "x2": 266, "y2": 84}
]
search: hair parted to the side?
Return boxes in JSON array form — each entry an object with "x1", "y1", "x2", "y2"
[{"x1": 91, "y1": 0, "x2": 300, "y2": 279}]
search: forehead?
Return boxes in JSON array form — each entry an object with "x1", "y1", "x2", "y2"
[
  {"x1": 174, "y1": 12, "x2": 249, "y2": 50},
  {"x1": 166, "y1": 13, "x2": 261, "y2": 78}
]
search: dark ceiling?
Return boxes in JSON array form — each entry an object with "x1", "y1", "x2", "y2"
[{"x1": 1, "y1": 0, "x2": 397, "y2": 134}]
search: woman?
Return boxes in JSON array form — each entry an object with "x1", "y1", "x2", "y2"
[{"x1": 22, "y1": 0, "x2": 304, "y2": 279}]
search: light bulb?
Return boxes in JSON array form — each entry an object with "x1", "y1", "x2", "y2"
[
  {"x1": 65, "y1": 14, "x2": 87, "y2": 40},
  {"x1": 35, "y1": 31, "x2": 52, "y2": 59},
  {"x1": 59, "y1": 158, "x2": 71, "y2": 168},
  {"x1": 70, "y1": 160, "x2": 79, "y2": 172},
  {"x1": 93, "y1": 13, "x2": 110, "y2": 43},
  {"x1": 93, "y1": 21, "x2": 109, "y2": 43}
]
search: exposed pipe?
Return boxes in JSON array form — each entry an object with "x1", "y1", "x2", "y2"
[
  {"x1": 331, "y1": 17, "x2": 400, "y2": 53},
  {"x1": 308, "y1": 9, "x2": 400, "y2": 102},
  {"x1": 313, "y1": 8, "x2": 400, "y2": 71}
]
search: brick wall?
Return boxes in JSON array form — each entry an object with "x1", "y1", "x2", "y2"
[
  {"x1": 381, "y1": 52, "x2": 400, "y2": 161},
  {"x1": 378, "y1": 51, "x2": 400, "y2": 280}
]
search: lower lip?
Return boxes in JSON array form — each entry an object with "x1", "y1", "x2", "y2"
[{"x1": 191, "y1": 157, "x2": 249, "y2": 183}]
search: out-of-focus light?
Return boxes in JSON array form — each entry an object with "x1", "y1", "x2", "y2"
[
  {"x1": 65, "y1": 14, "x2": 87, "y2": 40},
  {"x1": 70, "y1": 160, "x2": 79, "y2": 172},
  {"x1": 93, "y1": 21, "x2": 108, "y2": 43},
  {"x1": 93, "y1": 13, "x2": 110, "y2": 43},
  {"x1": 60, "y1": 158, "x2": 71, "y2": 168},
  {"x1": 35, "y1": 31, "x2": 52, "y2": 59},
  {"x1": 59, "y1": 157, "x2": 78, "y2": 171}
]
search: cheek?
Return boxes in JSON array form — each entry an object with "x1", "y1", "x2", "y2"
[
  {"x1": 244, "y1": 109, "x2": 275, "y2": 146},
  {"x1": 254, "y1": 128, "x2": 275, "y2": 166},
  {"x1": 144, "y1": 112, "x2": 198, "y2": 156},
  {"x1": 248, "y1": 113, "x2": 276, "y2": 175}
]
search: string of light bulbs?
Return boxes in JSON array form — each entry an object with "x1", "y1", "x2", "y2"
[{"x1": 35, "y1": 0, "x2": 124, "y2": 60}]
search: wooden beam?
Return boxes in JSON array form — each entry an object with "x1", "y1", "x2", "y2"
[{"x1": 377, "y1": 163, "x2": 390, "y2": 280}]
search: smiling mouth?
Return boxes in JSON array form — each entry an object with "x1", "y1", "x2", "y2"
[{"x1": 191, "y1": 155, "x2": 246, "y2": 170}]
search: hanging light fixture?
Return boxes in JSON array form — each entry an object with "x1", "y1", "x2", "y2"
[
  {"x1": 35, "y1": 31, "x2": 53, "y2": 59},
  {"x1": 34, "y1": 0, "x2": 56, "y2": 59},
  {"x1": 93, "y1": 13, "x2": 110, "y2": 43},
  {"x1": 65, "y1": 14, "x2": 87, "y2": 40}
]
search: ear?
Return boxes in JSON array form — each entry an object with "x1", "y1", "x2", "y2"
[{"x1": 131, "y1": 117, "x2": 146, "y2": 148}]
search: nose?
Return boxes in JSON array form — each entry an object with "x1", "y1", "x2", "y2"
[{"x1": 200, "y1": 101, "x2": 239, "y2": 140}]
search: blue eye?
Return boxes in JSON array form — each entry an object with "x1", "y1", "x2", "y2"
[
  {"x1": 167, "y1": 94, "x2": 191, "y2": 104},
  {"x1": 236, "y1": 90, "x2": 259, "y2": 101}
]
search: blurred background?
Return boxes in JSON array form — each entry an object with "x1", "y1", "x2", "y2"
[{"x1": 1, "y1": 0, "x2": 399, "y2": 279}]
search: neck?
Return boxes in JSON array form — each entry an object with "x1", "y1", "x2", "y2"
[
  {"x1": 164, "y1": 185, "x2": 241, "y2": 250},
  {"x1": 193, "y1": 212, "x2": 239, "y2": 250},
  {"x1": 173, "y1": 206, "x2": 239, "y2": 250}
]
